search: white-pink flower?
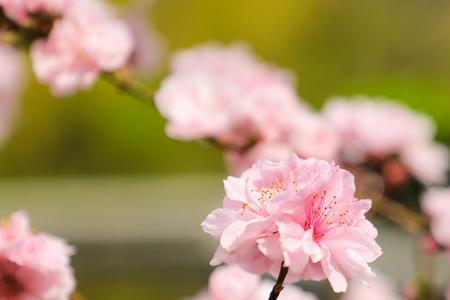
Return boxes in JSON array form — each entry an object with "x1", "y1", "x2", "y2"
[
  {"x1": 202, "y1": 155, "x2": 382, "y2": 293},
  {"x1": 323, "y1": 96, "x2": 449, "y2": 185},
  {"x1": 30, "y1": 0, "x2": 134, "y2": 96},
  {"x1": 125, "y1": 7, "x2": 165, "y2": 76},
  {"x1": 0, "y1": 43, "x2": 23, "y2": 144},
  {"x1": 0, "y1": 0, "x2": 72, "y2": 23},
  {"x1": 225, "y1": 141, "x2": 294, "y2": 176},
  {"x1": 225, "y1": 114, "x2": 340, "y2": 175},
  {"x1": 186, "y1": 264, "x2": 317, "y2": 300},
  {"x1": 155, "y1": 43, "x2": 303, "y2": 147},
  {"x1": 421, "y1": 188, "x2": 450, "y2": 249},
  {"x1": 285, "y1": 113, "x2": 340, "y2": 161},
  {"x1": 341, "y1": 274, "x2": 401, "y2": 300},
  {"x1": 0, "y1": 211, "x2": 75, "y2": 299}
]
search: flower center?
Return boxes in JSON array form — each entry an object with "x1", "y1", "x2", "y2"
[
  {"x1": 304, "y1": 190, "x2": 351, "y2": 241},
  {"x1": 243, "y1": 177, "x2": 297, "y2": 216}
]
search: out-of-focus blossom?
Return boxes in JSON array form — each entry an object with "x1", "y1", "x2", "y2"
[
  {"x1": 125, "y1": 7, "x2": 165, "y2": 76},
  {"x1": 202, "y1": 155, "x2": 382, "y2": 293},
  {"x1": 323, "y1": 96, "x2": 449, "y2": 185},
  {"x1": 156, "y1": 42, "x2": 341, "y2": 169},
  {"x1": 419, "y1": 233, "x2": 440, "y2": 255},
  {"x1": 0, "y1": 0, "x2": 72, "y2": 24},
  {"x1": 155, "y1": 43, "x2": 302, "y2": 148},
  {"x1": 342, "y1": 274, "x2": 401, "y2": 300},
  {"x1": 401, "y1": 143, "x2": 449, "y2": 186},
  {"x1": 186, "y1": 264, "x2": 317, "y2": 300},
  {"x1": 225, "y1": 113, "x2": 340, "y2": 175},
  {"x1": 0, "y1": 211, "x2": 75, "y2": 299},
  {"x1": 0, "y1": 43, "x2": 23, "y2": 144},
  {"x1": 30, "y1": 0, "x2": 134, "y2": 96},
  {"x1": 225, "y1": 141, "x2": 293, "y2": 176},
  {"x1": 286, "y1": 113, "x2": 340, "y2": 162},
  {"x1": 170, "y1": 42, "x2": 294, "y2": 85},
  {"x1": 421, "y1": 188, "x2": 450, "y2": 248}
]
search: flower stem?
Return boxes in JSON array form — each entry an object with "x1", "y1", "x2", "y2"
[
  {"x1": 268, "y1": 262, "x2": 289, "y2": 300},
  {"x1": 101, "y1": 72, "x2": 156, "y2": 110}
]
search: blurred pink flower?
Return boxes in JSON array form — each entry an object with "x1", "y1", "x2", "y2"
[
  {"x1": 155, "y1": 43, "x2": 303, "y2": 148},
  {"x1": 0, "y1": 211, "x2": 75, "y2": 299},
  {"x1": 202, "y1": 155, "x2": 382, "y2": 293},
  {"x1": 225, "y1": 113, "x2": 340, "y2": 175},
  {"x1": 125, "y1": 7, "x2": 165, "y2": 76},
  {"x1": 341, "y1": 274, "x2": 401, "y2": 300},
  {"x1": 225, "y1": 141, "x2": 293, "y2": 176},
  {"x1": 170, "y1": 42, "x2": 294, "y2": 85},
  {"x1": 286, "y1": 113, "x2": 340, "y2": 162},
  {"x1": 0, "y1": 0, "x2": 72, "y2": 23},
  {"x1": 323, "y1": 96, "x2": 449, "y2": 185},
  {"x1": 30, "y1": 0, "x2": 134, "y2": 96},
  {"x1": 0, "y1": 43, "x2": 23, "y2": 144},
  {"x1": 419, "y1": 233, "x2": 440, "y2": 255},
  {"x1": 186, "y1": 264, "x2": 317, "y2": 300},
  {"x1": 421, "y1": 188, "x2": 450, "y2": 248}
]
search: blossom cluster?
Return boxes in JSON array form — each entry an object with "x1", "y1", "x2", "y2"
[
  {"x1": 323, "y1": 97, "x2": 449, "y2": 186},
  {"x1": 186, "y1": 264, "x2": 317, "y2": 300},
  {"x1": 155, "y1": 43, "x2": 340, "y2": 175},
  {"x1": 0, "y1": 2, "x2": 448, "y2": 297},
  {"x1": 202, "y1": 155, "x2": 382, "y2": 293},
  {"x1": 0, "y1": 211, "x2": 75, "y2": 299},
  {"x1": 0, "y1": 0, "x2": 164, "y2": 97},
  {"x1": 155, "y1": 43, "x2": 449, "y2": 187}
]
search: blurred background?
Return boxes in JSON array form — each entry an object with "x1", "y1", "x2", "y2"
[{"x1": 0, "y1": 0, "x2": 450, "y2": 298}]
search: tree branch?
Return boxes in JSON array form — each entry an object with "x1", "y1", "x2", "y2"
[
  {"x1": 373, "y1": 196, "x2": 428, "y2": 234},
  {"x1": 101, "y1": 71, "x2": 156, "y2": 110},
  {"x1": 268, "y1": 262, "x2": 289, "y2": 300}
]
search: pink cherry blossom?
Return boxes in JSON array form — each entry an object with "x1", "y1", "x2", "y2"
[
  {"x1": 286, "y1": 113, "x2": 340, "y2": 161},
  {"x1": 155, "y1": 43, "x2": 303, "y2": 148},
  {"x1": 30, "y1": 0, "x2": 134, "y2": 96},
  {"x1": 323, "y1": 96, "x2": 449, "y2": 185},
  {"x1": 170, "y1": 42, "x2": 294, "y2": 85},
  {"x1": 421, "y1": 188, "x2": 450, "y2": 248},
  {"x1": 125, "y1": 7, "x2": 165, "y2": 76},
  {"x1": 185, "y1": 264, "x2": 317, "y2": 300},
  {"x1": 0, "y1": 211, "x2": 75, "y2": 299},
  {"x1": 341, "y1": 274, "x2": 401, "y2": 300},
  {"x1": 202, "y1": 155, "x2": 382, "y2": 293},
  {"x1": 0, "y1": 43, "x2": 23, "y2": 144},
  {"x1": 225, "y1": 109, "x2": 339, "y2": 175},
  {"x1": 0, "y1": 0, "x2": 72, "y2": 23},
  {"x1": 225, "y1": 141, "x2": 294, "y2": 176}
]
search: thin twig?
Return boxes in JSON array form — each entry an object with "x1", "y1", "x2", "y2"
[
  {"x1": 101, "y1": 72, "x2": 156, "y2": 110},
  {"x1": 268, "y1": 262, "x2": 289, "y2": 300}
]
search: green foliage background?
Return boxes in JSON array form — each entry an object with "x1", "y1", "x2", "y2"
[{"x1": 1, "y1": 0, "x2": 449, "y2": 176}]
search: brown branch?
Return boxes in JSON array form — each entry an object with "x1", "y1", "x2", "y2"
[
  {"x1": 373, "y1": 196, "x2": 428, "y2": 234},
  {"x1": 268, "y1": 262, "x2": 289, "y2": 300}
]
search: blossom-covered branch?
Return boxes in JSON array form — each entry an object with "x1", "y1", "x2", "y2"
[{"x1": 0, "y1": 0, "x2": 162, "y2": 101}]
